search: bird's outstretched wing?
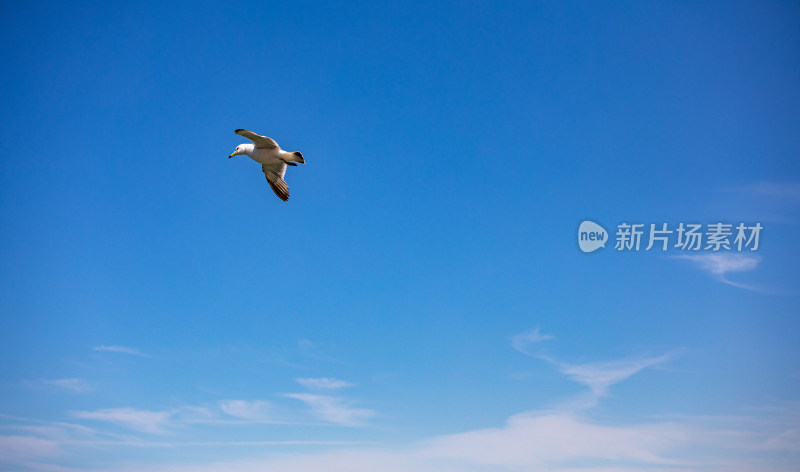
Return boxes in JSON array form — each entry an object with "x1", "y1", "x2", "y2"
[
  {"x1": 262, "y1": 162, "x2": 289, "y2": 201},
  {"x1": 235, "y1": 129, "x2": 279, "y2": 149}
]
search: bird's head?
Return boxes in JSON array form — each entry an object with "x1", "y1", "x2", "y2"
[{"x1": 229, "y1": 144, "x2": 249, "y2": 158}]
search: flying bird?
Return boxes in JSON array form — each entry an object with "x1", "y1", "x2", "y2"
[{"x1": 229, "y1": 129, "x2": 306, "y2": 201}]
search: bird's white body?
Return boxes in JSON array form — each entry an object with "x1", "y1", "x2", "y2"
[{"x1": 236, "y1": 143, "x2": 296, "y2": 166}]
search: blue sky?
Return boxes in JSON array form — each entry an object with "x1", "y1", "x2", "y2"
[{"x1": 1, "y1": 1, "x2": 799, "y2": 471}]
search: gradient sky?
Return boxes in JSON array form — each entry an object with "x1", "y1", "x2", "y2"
[{"x1": 1, "y1": 1, "x2": 799, "y2": 471}]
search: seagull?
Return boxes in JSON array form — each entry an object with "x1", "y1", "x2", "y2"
[{"x1": 229, "y1": 129, "x2": 306, "y2": 201}]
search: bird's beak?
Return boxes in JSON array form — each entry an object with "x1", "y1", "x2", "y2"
[{"x1": 229, "y1": 152, "x2": 236, "y2": 158}]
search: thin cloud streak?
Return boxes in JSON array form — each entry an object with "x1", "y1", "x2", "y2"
[
  {"x1": 672, "y1": 254, "x2": 783, "y2": 294},
  {"x1": 747, "y1": 181, "x2": 800, "y2": 201},
  {"x1": 71, "y1": 408, "x2": 171, "y2": 435},
  {"x1": 296, "y1": 378, "x2": 354, "y2": 390},
  {"x1": 0, "y1": 435, "x2": 61, "y2": 462},
  {"x1": 93, "y1": 345, "x2": 151, "y2": 358},
  {"x1": 549, "y1": 353, "x2": 673, "y2": 396},
  {"x1": 38, "y1": 379, "x2": 93, "y2": 394},
  {"x1": 283, "y1": 393, "x2": 374, "y2": 427},
  {"x1": 673, "y1": 253, "x2": 759, "y2": 276},
  {"x1": 219, "y1": 400, "x2": 272, "y2": 422},
  {"x1": 512, "y1": 328, "x2": 674, "y2": 396},
  {"x1": 511, "y1": 327, "x2": 553, "y2": 356}
]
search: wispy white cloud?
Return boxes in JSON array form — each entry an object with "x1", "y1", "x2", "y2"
[
  {"x1": 64, "y1": 399, "x2": 295, "y2": 436},
  {"x1": 93, "y1": 345, "x2": 151, "y2": 358},
  {"x1": 761, "y1": 428, "x2": 800, "y2": 452},
  {"x1": 0, "y1": 415, "x2": 150, "y2": 471},
  {"x1": 0, "y1": 435, "x2": 61, "y2": 463},
  {"x1": 219, "y1": 400, "x2": 272, "y2": 422},
  {"x1": 512, "y1": 329, "x2": 674, "y2": 396},
  {"x1": 737, "y1": 181, "x2": 800, "y2": 225},
  {"x1": 747, "y1": 181, "x2": 800, "y2": 201},
  {"x1": 672, "y1": 253, "x2": 776, "y2": 293},
  {"x1": 550, "y1": 353, "x2": 673, "y2": 396},
  {"x1": 421, "y1": 411, "x2": 685, "y2": 468},
  {"x1": 174, "y1": 406, "x2": 218, "y2": 425},
  {"x1": 296, "y1": 377, "x2": 354, "y2": 390},
  {"x1": 40, "y1": 378, "x2": 93, "y2": 394},
  {"x1": 511, "y1": 327, "x2": 553, "y2": 356},
  {"x1": 71, "y1": 408, "x2": 171, "y2": 435},
  {"x1": 283, "y1": 394, "x2": 374, "y2": 427},
  {"x1": 673, "y1": 253, "x2": 759, "y2": 276}
]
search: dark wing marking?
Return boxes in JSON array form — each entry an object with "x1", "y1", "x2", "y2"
[{"x1": 262, "y1": 163, "x2": 289, "y2": 201}]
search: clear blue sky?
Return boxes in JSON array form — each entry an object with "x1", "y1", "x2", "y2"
[{"x1": 1, "y1": 1, "x2": 799, "y2": 471}]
